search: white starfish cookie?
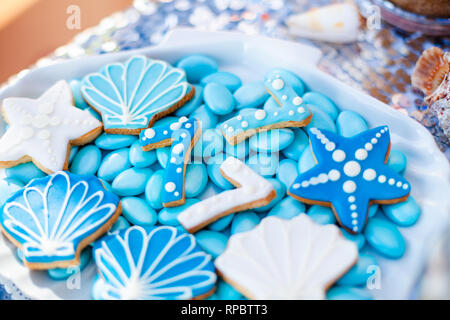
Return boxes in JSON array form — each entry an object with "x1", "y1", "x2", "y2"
[
  {"x1": 0, "y1": 81, "x2": 102, "y2": 173},
  {"x1": 215, "y1": 214, "x2": 358, "y2": 300}
]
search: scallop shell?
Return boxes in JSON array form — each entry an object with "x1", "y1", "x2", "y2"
[
  {"x1": 412, "y1": 47, "x2": 449, "y2": 99},
  {"x1": 215, "y1": 214, "x2": 358, "y2": 299},
  {"x1": 81, "y1": 55, "x2": 191, "y2": 132},
  {"x1": 93, "y1": 226, "x2": 217, "y2": 300},
  {"x1": 0, "y1": 171, "x2": 120, "y2": 269}
]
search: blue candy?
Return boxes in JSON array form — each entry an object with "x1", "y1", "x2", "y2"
[
  {"x1": 145, "y1": 169, "x2": 165, "y2": 209},
  {"x1": 185, "y1": 163, "x2": 208, "y2": 198},
  {"x1": 265, "y1": 68, "x2": 305, "y2": 96},
  {"x1": 254, "y1": 178, "x2": 286, "y2": 212},
  {"x1": 276, "y1": 159, "x2": 298, "y2": 190},
  {"x1": 208, "y1": 214, "x2": 235, "y2": 232},
  {"x1": 341, "y1": 228, "x2": 366, "y2": 250},
  {"x1": 48, "y1": 248, "x2": 91, "y2": 280},
  {"x1": 387, "y1": 149, "x2": 407, "y2": 174},
  {"x1": 195, "y1": 230, "x2": 228, "y2": 258},
  {"x1": 97, "y1": 148, "x2": 131, "y2": 181},
  {"x1": 69, "y1": 146, "x2": 79, "y2": 164},
  {"x1": 5, "y1": 162, "x2": 46, "y2": 184},
  {"x1": 129, "y1": 141, "x2": 157, "y2": 168},
  {"x1": 158, "y1": 198, "x2": 200, "y2": 226},
  {"x1": 305, "y1": 105, "x2": 337, "y2": 133},
  {"x1": 190, "y1": 104, "x2": 218, "y2": 131},
  {"x1": 176, "y1": 54, "x2": 218, "y2": 83},
  {"x1": 196, "y1": 128, "x2": 224, "y2": 158},
  {"x1": 69, "y1": 145, "x2": 101, "y2": 175},
  {"x1": 95, "y1": 133, "x2": 137, "y2": 150},
  {"x1": 201, "y1": 71, "x2": 242, "y2": 92},
  {"x1": 121, "y1": 197, "x2": 157, "y2": 226},
  {"x1": 268, "y1": 197, "x2": 305, "y2": 219},
  {"x1": 233, "y1": 82, "x2": 269, "y2": 110},
  {"x1": 110, "y1": 216, "x2": 131, "y2": 233},
  {"x1": 203, "y1": 82, "x2": 235, "y2": 116},
  {"x1": 336, "y1": 110, "x2": 368, "y2": 137},
  {"x1": 326, "y1": 286, "x2": 372, "y2": 300},
  {"x1": 214, "y1": 280, "x2": 243, "y2": 300},
  {"x1": 111, "y1": 167, "x2": 153, "y2": 196},
  {"x1": 224, "y1": 140, "x2": 249, "y2": 159},
  {"x1": 382, "y1": 196, "x2": 420, "y2": 227},
  {"x1": 231, "y1": 211, "x2": 260, "y2": 234},
  {"x1": 368, "y1": 204, "x2": 379, "y2": 218},
  {"x1": 156, "y1": 146, "x2": 170, "y2": 168},
  {"x1": 175, "y1": 85, "x2": 204, "y2": 116},
  {"x1": 307, "y1": 205, "x2": 337, "y2": 225},
  {"x1": 249, "y1": 129, "x2": 294, "y2": 153},
  {"x1": 69, "y1": 79, "x2": 89, "y2": 109},
  {"x1": 246, "y1": 153, "x2": 279, "y2": 176},
  {"x1": 298, "y1": 146, "x2": 316, "y2": 173},
  {"x1": 206, "y1": 154, "x2": 234, "y2": 190},
  {"x1": 281, "y1": 128, "x2": 309, "y2": 160},
  {"x1": 302, "y1": 91, "x2": 339, "y2": 121},
  {"x1": 364, "y1": 217, "x2": 406, "y2": 259},
  {"x1": 337, "y1": 252, "x2": 378, "y2": 286}
]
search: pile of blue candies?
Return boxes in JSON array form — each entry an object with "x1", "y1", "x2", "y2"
[{"x1": 0, "y1": 54, "x2": 421, "y2": 300}]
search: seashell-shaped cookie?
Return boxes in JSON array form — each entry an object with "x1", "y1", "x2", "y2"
[
  {"x1": 81, "y1": 55, "x2": 195, "y2": 134},
  {"x1": 215, "y1": 214, "x2": 358, "y2": 299},
  {"x1": 286, "y1": 2, "x2": 362, "y2": 43},
  {"x1": 0, "y1": 171, "x2": 121, "y2": 269},
  {"x1": 93, "y1": 225, "x2": 217, "y2": 300}
]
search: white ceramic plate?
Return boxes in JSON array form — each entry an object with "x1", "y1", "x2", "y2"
[{"x1": 0, "y1": 29, "x2": 448, "y2": 300}]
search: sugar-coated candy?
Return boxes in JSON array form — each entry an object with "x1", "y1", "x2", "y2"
[
  {"x1": 176, "y1": 54, "x2": 218, "y2": 83},
  {"x1": 201, "y1": 71, "x2": 242, "y2": 92},
  {"x1": 195, "y1": 230, "x2": 228, "y2": 258},
  {"x1": 175, "y1": 85, "x2": 204, "y2": 116},
  {"x1": 307, "y1": 205, "x2": 337, "y2": 225},
  {"x1": 69, "y1": 79, "x2": 89, "y2": 109},
  {"x1": 340, "y1": 228, "x2": 366, "y2": 250},
  {"x1": 158, "y1": 198, "x2": 200, "y2": 226},
  {"x1": 95, "y1": 133, "x2": 137, "y2": 150},
  {"x1": 249, "y1": 129, "x2": 294, "y2": 153},
  {"x1": 0, "y1": 178, "x2": 24, "y2": 207},
  {"x1": 233, "y1": 82, "x2": 269, "y2": 110},
  {"x1": 156, "y1": 146, "x2": 170, "y2": 168},
  {"x1": 281, "y1": 128, "x2": 309, "y2": 160},
  {"x1": 185, "y1": 163, "x2": 208, "y2": 198},
  {"x1": 382, "y1": 196, "x2": 420, "y2": 227},
  {"x1": 97, "y1": 148, "x2": 131, "y2": 181},
  {"x1": 337, "y1": 252, "x2": 378, "y2": 286},
  {"x1": 267, "y1": 197, "x2": 305, "y2": 220},
  {"x1": 129, "y1": 141, "x2": 157, "y2": 168},
  {"x1": 5, "y1": 162, "x2": 46, "y2": 184},
  {"x1": 206, "y1": 154, "x2": 234, "y2": 190},
  {"x1": 111, "y1": 167, "x2": 153, "y2": 196},
  {"x1": 204, "y1": 82, "x2": 235, "y2": 115},
  {"x1": 145, "y1": 169, "x2": 165, "y2": 209},
  {"x1": 276, "y1": 159, "x2": 298, "y2": 190},
  {"x1": 303, "y1": 91, "x2": 339, "y2": 121},
  {"x1": 190, "y1": 104, "x2": 218, "y2": 131},
  {"x1": 254, "y1": 178, "x2": 286, "y2": 212},
  {"x1": 336, "y1": 110, "x2": 368, "y2": 137},
  {"x1": 305, "y1": 105, "x2": 337, "y2": 133},
  {"x1": 208, "y1": 214, "x2": 235, "y2": 232},
  {"x1": 109, "y1": 216, "x2": 131, "y2": 233},
  {"x1": 224, "y1": 139, "x2": 249, "y2": 159},
  {"x1": 70, "y1": 145, "x2": 102, "y2": 175},
  {"x1": 364, "y1": 217, "x2": 406, "y2": 259},
  {"x1": 231, "y1": 211, "x2": 260, "y2": 235},
  {"x1": 387, "y1": 149, "x2": 407, "y2": 174},
  {"x1": 298, "y1": 146, "x2": 317, "y2": 173},
  {"x1": 121, "y1": 197, "x2": 157, "y2": 226},
  {"x1": 246, "y1": 152, "x2": 279, "y2": 176}
]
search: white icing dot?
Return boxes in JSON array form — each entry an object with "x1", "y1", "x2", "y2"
[
  {"x1": 381, "y1": 129, "x2": 385, "y2": 133},
  {"x1": 350, "y1": 204, "x2": 357, "y2": 210},
  {"x1": 371, "y1": 138, "x2": 378, "y2": 144},
  {"x1": 32, "y1": 114, "x2": 50, "y2": 128},
  {"x1": 237, "y1": 115, "x2": 242, "y2": 121},
  {"x1": 241, "y1": 121, "x2": 248, "y2": 128},
  {"x1": 325, "y1": 142, "x2": 335, "y2": 151},
  {"x1": 293, "y1": 183, "x2": 300, "y2": 189},
  {"x1": 181, "y1": 133, "x2": 187, "y2": 138},
  {"x1": 355, "y1": 149, "x2": 368, "y2": 161},
  {"x1": 163, "y1": 130, "x2": 168, "y2": 135},
  {"x1": 288, "y1": 110, "x2": 294, "y2": 116},
  {"x1": 255, "y1": 110, "x2": 266, "y2": 121},
  {"x1": 376, "y1": 133, "x2": 381, "y2": 138},
  {"x1": 328, "y1": 169, "x2": 340, "y2": 181},
  {"x1": 185, "y1": 123, "x2": 192, "y2": 129},
  {"x1": 353, "y1": 226, "x2": 358, "y2": 232},
  {"x1": 170, "y1": 122, "x2": 181, "y2": 131},
  {"x1": 348, "y1": 196, "x2": 355, "y2": 203},
  {"x1": 301, "y1": 181, "x2": 309, "y2": 188},
  {"x1": 365, "y1": 143, "x2": 373, "y2": 151},
  {"x1": 388, "y1": 178, "x2": 395, "y2": 185},
  {"x1": 179, "y1": 116, "x2": 188, "y2": 123},
  {"x1": 332, "y1": 150, "x2": 346, "y2": 162},
  {"x1": 363, "y1": 169, "x2": 376, "y2": 181},
  {"x1": 145, "y1": 129, "x2": 155, "y2": 139},
  {"x1": 396, "y1": 181, "x2": 402, "y2": 187},
  {"x1": 21, "y1": 114, "x2": 32, "y2": 126},
  {"x1": 293, "y1": 96, "x2": 303, "y2": 105},
  {"x1": 174, "y1": 192, "x2": 179, "y2": 197},
  {"x1": 272, "y1": 79, "x2": 284, "y2": 90},
  {"x1": 273, "y1": 112, "x2": 278, "y2": 116},
  {"x1": 172, "y1": 143, "x2": 184, "y2": 155},
  {"x1": 310, "y1": 177, "x2": 319, "y2": 185},
  {"x1": 403, "y1": 184, "x2": 408, "y2": 189},
  {"x1": 176, "y1": 168, "x2": 182, "y2": 173},
  {"x1": 343, "y1": 180, "x2": 356, "y2": 193},
  {"x1": 165, "y1": 182, "x2": 176, "y2": 192},
  {"x1": 223, "y1": 124, "x2": 228, "y2": 129},
  {"x1": 343, "y1": 161, "x2": 361, "y2": 177},
  {"x1": 351, "y1": 212, "x2": 358, "y2": 218},
  {"x1": 170, "y1": 157, "x2": 177, "y2": 164},
  {"x1": 378, "y1": 175, "x2": 386, "y2": 183},
  {"x1": 227, "y1": 126, "x2": 234, "y2": 133},
  {"x1": 282, "y1": 95, "x2": 287, "y2": 100},
  {"x1": 297, "y1": 107, "x2": 305, "y2": 113},
  {"x1": 318, "y1": 173, "x2": 328, "y2": 183},
  {"x1": 352, "y1": 220, "x2": 358, "y2": 225},
  {"x1": 38, "y1": 103, "x2": 54, "y2": 114}
]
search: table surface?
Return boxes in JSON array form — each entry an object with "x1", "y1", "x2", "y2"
[{"x1": 0, "y1": 0, "x2": 448, "y2": 300}]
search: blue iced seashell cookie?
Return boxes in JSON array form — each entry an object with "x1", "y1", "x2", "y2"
[
  {"x1": 93, "y1": 225, "x2": 217, "y2": 300},
  {"x1": 81, "y1": 55, "x2": 194, "y2": 134},
  {"x1": 0, "y1": 171, "x2": 121, "y2": 269}
]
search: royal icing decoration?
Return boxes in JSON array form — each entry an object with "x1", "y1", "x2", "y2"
[
  {"x1": 0, "y1": 171, "x2": 120, "y2": 269},
  {"x1": 81, "y1": 55, "x2": 192, "y2": 133},
  {"x1": 219, "y1": 74, "x2": 312, "y2": 145},
  {"x1": 288, "y1": 126, "x2": 411, "y2": 233},
  {"x1": 178, "y1": 157, "x2": 276, "y2": 233},
  {"x1": 140, "y1": 117, "x2": 201, "y2": 207},
  {"x1": 93, "y1": 225, "x2": 217, "y2": 300},
  {"x1": 0, "y1": 81, "x2": 102, "y2": 173},
  {"x1": 215, "y1": 214, "x2": 358, "y2": 299}
]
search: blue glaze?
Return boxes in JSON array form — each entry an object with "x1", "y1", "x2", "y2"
[
  {"x1": 208, "y1": 214, "x2": 235, "y2": 232},
  {"x1": 307, "y1": 205, "x2": 337, "y2": 225},
  {"x1": 5, "y1": 162, "x2": 46, "y2": 184},
  {"x1": 282, "y1": 128, "x2": 309, "y2": 160},
  {"x1": 254, "y1": 178, "x2": 286, "y2": 212},
  {"x1": 196, "y1": 128, "x2": 224, "y2": 158},
  {"x1": 246, "y1": 153, "x2": 279, "y2": 177},
  {"x1": 265, "y1": 68, "x2": 305, "y2": 96},
  {"x1": 340, "y1": 228, "x2": 366, "y2": 250},
  {"x1": 233, "y1": 82, "x2": 269, "y2": 110},
  {"x1": 82, "y1": 56, "x2": 191, "y2": 131},
  {"x1": 382, "y1": 196, "x2": 420, "y2": 227},
  {"x1": 121, "y1": 197, "x2": 157, "y2": 226},
  {"x1": 110, "y1": 216, "x2": 131, "y2": 233},
  {"x1": 48, "y1": 248, "x2": 92, "y2": 280},
  {"x1": 302, "y1": 92, "x2": 339, "y2": 121},
  {"x1": 156, "y1": 146, "x2": 171, "y2": 168},
  {"x1": 387, "y1": 149, "x2": 407, "y2": 174},
  {"x1": 268, "y1": 197, "x2": 305, "y2": 219},
  {"x1": 337, "y1": 252, "x2": 378, "y2": 286},
  {"x1": 191, "y1": 104, "x2": 219, "y2": 131},
  {"x1": 231, "y1": 211, "x2": 260, "y2": 235},
  {"x1": 336, "y1": 111, "x2": 368, "y2": 137},
  {"x1": 84, "y1": 106, "x2": 102, "y2": 122},
  {"x1": 145, "y1": 169, "x2": 165, "y2": 209},
  {"x1": 176, "y1": 54, "x2": 218, "y2": 83},
  {"x1": 289, "y1": 127, "x2": 411, "y2": 233},
  {"x1": 0, "y1": 178, "x2": 24, "y2": 207},
  {"x1": 326, "y1": 286, "x2": 372, "y2": 300},
  {"x1": 203, "y1": 82, "x2": 235, "y2": 115},
  {"x1": 206, "y1": 154, "x2": 234, "y2": 190},
  {"x1": 201, "y1": 71, "x2": 242, "y2": 92},
  {"x1": 97, "y1": 148, "x2": 131, "y2": 181},
  {"x1": 69, "y1": 145, "x2": 102, "y2": 175},
  {"x1": 158, "y1": 198, "x2": 200, "y2": 226},
  {"x1": 69, "y1": 79, "x2": 89, "y2": 109},
  {"x1": 69, "y1": 146, "x2": 79, "y2": 164},
  {"x1": 305, "y1": 105, "x2": 337, "y2": 133},
  {"x1": 185, "y1": 163, "x2": 208, "y2": 198},
  {"x1": 364, "y1": 217, "x2": 406, "y2": 259},
  {"x1": 276, "y1": 159, "x2": 298, "y2": 190},
  {"x1": 175, "y1": 85, "x2": 203, "y2": 116},
  {"x1": 298, "y1": 146, "x2": 317, "y2": 173},
  {"x1": 93, "y1": 225, "x2": 216, "y2": 299},
  {"x1": 249, "y1": 129, "x2": 294, "y2": 153},
  {"x1": 225, "y1": 140, "x2": 249, "y2": 159},
  {"x1": 129, "y1": 141, "x2": 157, "y2": 168},
  {"x1": 0, "y1": 171, "x2": 119, "y2": 266},
  {"x1": 140, "y1": 117, "x2": 200, "y2": 206},
  {"x1": 195, "y1": 230, "x2": 228, "y2": 258},
  {"x1": 368, "y1": 204, "x2": 379, "y2": 218},
  {"x1": 95, "y1": 133, "x2": 137, "y2": 150},
  {"x1": 111, "y1": 167, "x2": 153, "y2": 196},
  {"x1": 214, "y1": 280, "x2": 243, "y2": 300}
]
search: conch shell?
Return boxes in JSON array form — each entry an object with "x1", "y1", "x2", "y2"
[{"x1": 286, "y1": 2, "x2": 362, "y2": 43}]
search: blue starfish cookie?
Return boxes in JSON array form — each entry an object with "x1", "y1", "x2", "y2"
[
  {"x1": 93, "y1": 225, "x2": 217, "y2": 300},
  {"x1": 81, "y1": 55, "x2": 194, "y2": 134},
  {"x1": 288, "y1": 126, "x2": 411, "y2": 233},
  {"x1": 0, "y1": 171, "x2": 121, "y2": 269}
]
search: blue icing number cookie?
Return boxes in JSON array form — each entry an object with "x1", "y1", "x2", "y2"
[
  {"x1": 93, "y1": 225, "x2": 217, "y2": 300},
  {"x1": 219, "y1": 73, "x2": 312, "y2": 145},
  {"x1": 288, "y1": 126, "x2": 411, "y2": 233},
  {"x1": 0, "y1": 171, "x2": 121, "y2": 269},
  {"x1": 81, "y1": 55, "x2": 194, "y2": 134},
  {"x1": 140, "y1": 117, "x2": 201, "y2": 207}
]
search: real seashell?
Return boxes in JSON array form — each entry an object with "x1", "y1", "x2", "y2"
[
  {"x1": 215, "y1": 214, "x2": 358, "y2": 300},
  {"x1": 286, "y1": 2, "x2": 362, "y2": 43}
]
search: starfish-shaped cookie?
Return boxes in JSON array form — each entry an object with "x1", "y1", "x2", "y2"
[
  {"x1": 288, "y1": 126, "x2": 410, "y2": 233},
  {"x1": 0, "y1": 81, "x2": 103, "y2": 173}
]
